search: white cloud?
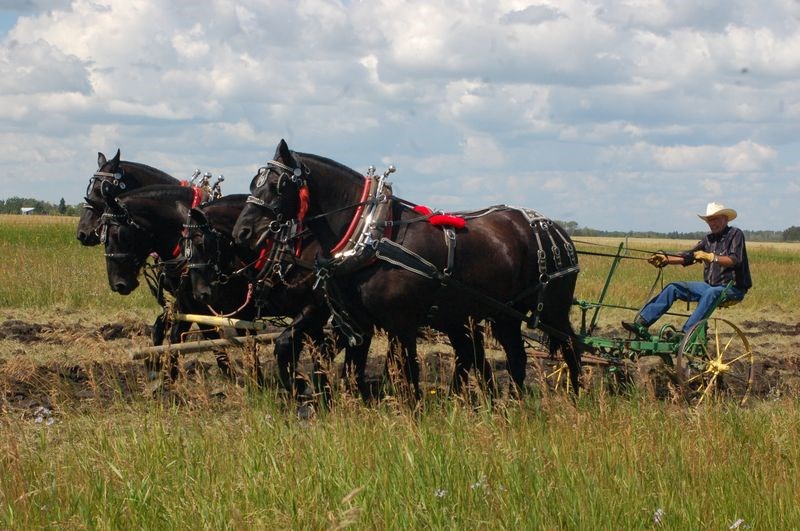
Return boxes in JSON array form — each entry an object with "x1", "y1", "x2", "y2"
[{"x1": 0, "y1": 0, "x2": 798, "y2": 232}]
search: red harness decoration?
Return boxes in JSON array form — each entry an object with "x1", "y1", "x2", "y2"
[
  {"x1": 413, "y1": 205, "x2": 466, "y2": 229},
  {"x1": 330, "y1": 177, "x2": 372, "y2": 255},
  {"x1": 172, "y1": 186, "x2": 208, "y2": 258},
  {"x1": 191, "y1": 186, "x2": 204, "y2": 209}
]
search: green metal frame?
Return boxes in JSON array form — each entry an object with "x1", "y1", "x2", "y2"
[{"x1": 572, "y1": 242, "x2": 735, "y2": 367}]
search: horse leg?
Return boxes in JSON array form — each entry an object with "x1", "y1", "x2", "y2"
[
  {"x1": 493, "y1": 318, "x2": 527, "y2": 397},
  {"x1": 539, "y1": 320, "x2": 582, "y2": 394},
  {"x1": 273, "y1": 306, "x2": 328, "y2": 401},
  {"x1": 341, "y1": 333, "x2": 372, "y2": 401},
  {"x1": 539, "y1": 281, "x2": 582, "y2": 394},
  {"x1": 304, "y1": 323, "x2": 335, "y2": 407},
  {"x1": 386, "y1": 331, "x2": 421, "y2": 402},
  {"x1": 446, "y1": 321, "x2": 496, "y2": 397}
]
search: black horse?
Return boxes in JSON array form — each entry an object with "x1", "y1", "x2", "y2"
[
  {"x1": 78, "y1": 149, "x2": 179, "y2": 245},
  {"x1": 100, "y1": 184, "x2": 248, "y2": 380},
  {"x1": 234, "y1": 140, "x2": 583, "y2": 395},
  {"x1": 184, "y1": 195, "x2": 371, "y2": 399}
]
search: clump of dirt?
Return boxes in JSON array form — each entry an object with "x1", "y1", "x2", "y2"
[
  {"x1": 98, "y1": 321, "x2": 152, "y2": 340},
  {"x1": 0, "y1": 320, "x2": 54, "y2": 343},
  {"x1": 741, "y1": 320, "x2": 800, "y2": 336}
]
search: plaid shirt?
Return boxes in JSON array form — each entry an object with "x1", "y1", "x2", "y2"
[{"x1": 681, "y1": 226, "x2": 752, "y2": 291}]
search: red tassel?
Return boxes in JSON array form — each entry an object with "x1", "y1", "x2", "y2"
[
  {"x1": 298, "y1": 185, "x2": 310, "y2": 222},
  {"x1": 413, "y1": 205, "x2": 433, "y2": 216},
  {"x1": 429, "y1": 214, "x2": 466, "y2": 229}
]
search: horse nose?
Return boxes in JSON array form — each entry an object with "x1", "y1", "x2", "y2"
[
  {"x1": 77, "y1": 231, "x2": 87, "y2": 243},
  {"x1": 112, "y1": 280, "x2": 136, "y2": 295},
  {"x1": 196, "y1": 286, "x2": 211, "y2": 303},
  {"x1": 112, "y1": 281, "x2": 128, "y2": 294}
]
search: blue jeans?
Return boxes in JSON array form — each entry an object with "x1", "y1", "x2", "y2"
[{"x1": 639, "y1": 282, "x2": 745, "y2": 332}]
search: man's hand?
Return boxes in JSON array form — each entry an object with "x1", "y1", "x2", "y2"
[
  {"x1": 648, "y1": 252, "x2": 669, "y2": 268},
  {"x1": 693, "y1": 250, "x2": 715, "y2": 264}
]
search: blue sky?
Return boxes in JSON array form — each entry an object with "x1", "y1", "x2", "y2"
[{"x1": 1, "y1": 1, "x2": 798, "y2": 232}]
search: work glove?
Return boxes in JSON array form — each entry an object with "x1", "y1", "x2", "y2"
[
  {"x1": 693, "y1": 250, "x2": 715, "y2": 264},
  {"x1": 648, "y1": 252, "x2": 669, "y2": 268}
]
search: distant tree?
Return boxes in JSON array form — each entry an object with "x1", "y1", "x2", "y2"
[
  {"x1": 58, "y1": 198, "x2": 66, "y2": 214},
  {"x1": 783, "y1": 226, "x2": 800, "y2": 242}
]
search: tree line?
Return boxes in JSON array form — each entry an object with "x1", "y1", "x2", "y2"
[
  {"x1": 556, "y1": 220, "x2": 799, "y2": 242},
  {"x1": 0, "y1": 196, "x2": 82, "y2": 216},
  {"x1": 1, "y1": 196, "x2": 797, "y2": 242}
]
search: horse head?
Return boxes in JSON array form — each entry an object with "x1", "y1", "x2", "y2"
[
  {"x1": 78, "y1": 150, "x2": 122, "y2": 245},
  {"x1": 100, "y1": 194, "x2": 150, "y2": 295},
  {"x1": 184, "y1": 207, "x2": 225, "y2": 303},
  {"x1": 77, "y1": 150, "x2": 179, "y2": 246},
  {"x1": 233, "y1": 139, "x2": 310, "y2": 248},
  {"x1": 101, "y1": 185, "x2": 190, "y2": 295}
]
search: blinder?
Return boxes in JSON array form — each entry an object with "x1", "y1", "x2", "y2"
[
  {"x1": 87, "y1": 169, "x2": 126, "y2": 199},
  {"x1": 247, "y1": 159, "x2": 308, "y2": 223}
]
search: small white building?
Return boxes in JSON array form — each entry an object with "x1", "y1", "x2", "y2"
[{"x1": 20, "y1": 207, "x2": 35, "y2": 215}]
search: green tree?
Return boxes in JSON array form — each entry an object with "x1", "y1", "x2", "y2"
[
  {"x1": 58, "y1": 198, "x2": 66, "y2": 214},
  {"x1": 783, "y1": 226, "x2": 800, "y2": 242}
]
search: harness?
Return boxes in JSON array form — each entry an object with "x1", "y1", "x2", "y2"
[
  {"x1": 310, "y1": 176, "x2": 580, "y2": 343},
  {"x1": 247, "y1": 158, "x2": 581, "y2": 346}
]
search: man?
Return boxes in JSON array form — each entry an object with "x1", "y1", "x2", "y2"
[{"x1": 622, "y1": 201, "x2": 752, "y2": 339}]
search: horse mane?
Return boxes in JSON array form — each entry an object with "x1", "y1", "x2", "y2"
[
  {"x1": 203, "y1": 193, "x2": 248, "y2": 208},
  {"x1": 118, "y1": 161, "x2": 178, "y2": 181},
  {"x1": 117, "y1": 184, "x2": 191, "y2": 203},
  {"x1": 296, "y1": 152, "x2": 364, "y2": 181}
]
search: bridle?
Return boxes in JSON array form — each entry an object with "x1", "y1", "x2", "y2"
[
  {"x1": 99, "y1": 204, "x2": 155, "y2": 265},
  {"x1": 84, "y1": 169, "x2": 127, "y2": 213},
  {"x1": 183, "y1": 219, "x2": 229, "y2": 282},
  {"x1": 246, "y1": 158, "x2": 309, "y2": 232}
]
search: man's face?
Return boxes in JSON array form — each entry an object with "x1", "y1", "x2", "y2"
[{"x1": 705, "y1": 214, "x2": 728, "y2": 234}]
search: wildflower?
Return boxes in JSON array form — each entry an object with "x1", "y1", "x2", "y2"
[
  {"x1": 470, "y1": 476, "x2": 488, "y2": 491},
  {"x1": 653, "y1": 508, "x2": 665, "y2": 525},
  {"x1": 33, "y1": 406, "x2": 53, "y2": 425},
  {"x1": 434, "y1": 489, "x2": 447, "y2": 498},
  {"x1": 729, "y1": 518, "x2": 748, "y2": 529}
]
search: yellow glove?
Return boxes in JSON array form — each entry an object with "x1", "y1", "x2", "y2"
[
  {"x1": 648, "y1": 252, "x2": 669, "y2": 268},
  {"x1": 693, "y1": 250, "x2": 715, "y2": 264}
]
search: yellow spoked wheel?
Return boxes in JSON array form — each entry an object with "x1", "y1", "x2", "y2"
[{"x1": 676, "y1": 317, "x2": 754, "y2": 405}]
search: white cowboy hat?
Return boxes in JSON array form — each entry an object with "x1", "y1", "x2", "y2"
[{"x1": 698, "y1": 201, "x2": 737, "y2": 222}]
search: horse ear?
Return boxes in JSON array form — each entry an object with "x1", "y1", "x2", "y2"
[
  {"x1": 97, "y1": 152, "x2": 107, "y2": 168},
  {"x1": 276, "y1": 139, "x2": 291, "y2": 162},
  {"x1": 109, "y1": 149, "x2": 121, "y2": 171}
]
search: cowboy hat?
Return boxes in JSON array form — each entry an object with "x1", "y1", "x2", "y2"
[{"x1": 698, "y1": 201, "x2": 737, "y2": 222}]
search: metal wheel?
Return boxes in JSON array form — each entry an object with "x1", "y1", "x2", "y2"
[{"x1": 676, "y1": 317, "x2": 754, "y2": 405}]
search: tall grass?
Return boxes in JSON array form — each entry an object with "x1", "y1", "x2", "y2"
[
  {"x1": 0, "y1": 215, "x2": 155, "y2": 312},
  {"x1": 2, "y1": 217, "x2": 800, "y2": 528},
  {"x1": 2, "y1": 393, "x2": 799, "y2": 528}
]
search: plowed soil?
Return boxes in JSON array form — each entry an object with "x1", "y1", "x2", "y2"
[{"x1": 2, "y1": 314, "x2": 800, "y2": 415}]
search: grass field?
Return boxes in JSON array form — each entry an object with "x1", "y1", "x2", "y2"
[{"x1": 2, "y1": 214, "x2": 800, "y2": 528}]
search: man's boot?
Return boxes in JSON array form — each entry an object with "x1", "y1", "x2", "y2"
[{"x1": 621, "y1": 316, "x2": 650, "y2": 339}]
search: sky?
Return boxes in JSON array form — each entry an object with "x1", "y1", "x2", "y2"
[{"x1": 0, "y1": 0, "x2": 798, "y2": 232}]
